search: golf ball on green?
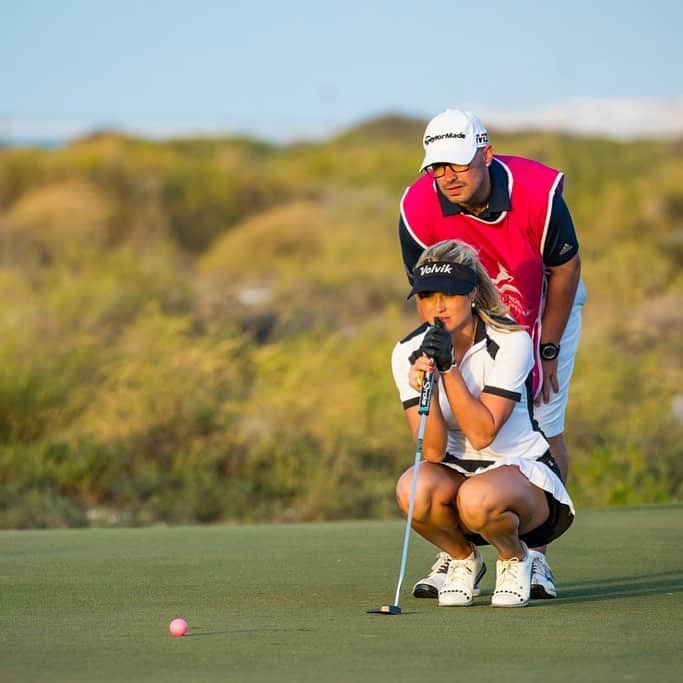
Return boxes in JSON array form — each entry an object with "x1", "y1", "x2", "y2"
[{"x1": 169, "y1": 618, "x2": 188, "y2": 637}]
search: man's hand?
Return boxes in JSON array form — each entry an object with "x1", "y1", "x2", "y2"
[{"x1": 536, "y1": 358, "x2": 560, "y2": 405}]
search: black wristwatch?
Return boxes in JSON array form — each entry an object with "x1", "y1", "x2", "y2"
[{"x1": 539, "y1": 342, "x2": 560, "y2": 361}]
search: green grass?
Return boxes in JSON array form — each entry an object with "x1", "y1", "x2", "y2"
[{"x1": 1, "y1": 505, "x2": 682, "y2": 682}]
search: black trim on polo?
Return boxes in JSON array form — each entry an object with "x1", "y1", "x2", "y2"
[
  {"x1": 403, "y1": 397, "x2": 420, "y2": 410},
  {"x1": 482, "y1": 385, "x2": 521, "y2": 402},
  {"x1": 473, "y1": 313, "x2": 487, "y2": 344},
  {"x1": 399, "y1": 322, "x2": 429, "y2": 345},
  {"x1": 486, "y1": 338, "x2": 499, "y2": 359},
  {"x1": 525, "y1": 372, "x2": 544, "y2": 435},
  {"x1": 489, "y1": 313, "x2": 519, "y2": 327}
]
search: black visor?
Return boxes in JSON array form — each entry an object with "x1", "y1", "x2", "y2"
[{"x1": 407, "y1": 261, "x2": 477, "y2": 299}]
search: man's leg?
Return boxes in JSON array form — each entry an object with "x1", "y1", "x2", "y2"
[
  {"x1": 548, "y1": 433, "x2": 569, "y2": 483},
  {"x1": 537, "y1": 281, "x2": 586, "y2": 475},
  {"x1": 531, "y1": 287, "x2": 585, "y2": 596},
  {"x1": 532, "y1": 434, "x2": 568, "y2": 557}
]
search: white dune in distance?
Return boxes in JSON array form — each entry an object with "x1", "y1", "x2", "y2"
[
  {"x1": 478, "y1": 98, "x2": 683, "y2": 139},
  {"x1": 1, "y1": 98, "x2": 682, "y2": 146}
]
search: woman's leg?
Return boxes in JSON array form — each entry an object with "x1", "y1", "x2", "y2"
[
  {"x1": 456, "y1": 465, "x2": 549, "y2": 560},
  {"x1": 395, "y1": 463, "x2": 472, "y2": 560},
  {"x1": 397, "y1": 463, "x2": 486, "y2": 606},
  {"x1": 456, "y1": 466, "x2": 548, "y2": 607}
]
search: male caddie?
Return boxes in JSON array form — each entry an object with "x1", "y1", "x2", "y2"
[{"x1": 398, "y1": 108, "x2": 586, "y2": 599}]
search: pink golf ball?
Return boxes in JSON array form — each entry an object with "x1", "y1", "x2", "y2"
[{"x1": 169, "y1": 618, "x2": 188, "y2": 637}]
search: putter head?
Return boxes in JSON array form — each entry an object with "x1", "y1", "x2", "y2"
[{"x1": 367, "y1": 604, "x2": 402, "y2": 615}]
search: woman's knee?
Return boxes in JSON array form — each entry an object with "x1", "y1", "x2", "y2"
[
  {"x1": 395, "y1": 470, "x2": 430, "y2": 521},
  {"x1": 457, "y1": 480, "x2": 504, "y2": 531},
  {"x1": 395, "y1": 466, "x2": 457, "y2": 523},
  {"x1": 395, "y1": 469, "x2": 412, "y2": 511}
]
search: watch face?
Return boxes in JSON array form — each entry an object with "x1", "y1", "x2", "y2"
[{"x1": 541, "y1": 344, "x2": 559, "y2": 360}]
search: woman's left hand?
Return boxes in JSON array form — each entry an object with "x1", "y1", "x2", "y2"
[
  {"x1": 409, "y1": 354, "x2": 434, "y2": 392},
  {"x1": 419, "y1": 324, "x2": 454, "y2": 373}
]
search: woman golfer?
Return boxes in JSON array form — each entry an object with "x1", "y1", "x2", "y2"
[{"x1": 391, "y1": 239, "x2": 574, "y2": 607}]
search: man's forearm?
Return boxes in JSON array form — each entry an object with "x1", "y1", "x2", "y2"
[{"x1": 541, "y1": 255, "x2": 581, "y2": 343}]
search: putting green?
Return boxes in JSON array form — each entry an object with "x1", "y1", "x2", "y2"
[{"x1": 1, "y1": 505, "x2": 682, "y2": 682}]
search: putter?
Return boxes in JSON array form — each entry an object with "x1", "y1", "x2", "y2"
[{"x1": 368, "y1": 355, "x2": 437, "y2": 616}]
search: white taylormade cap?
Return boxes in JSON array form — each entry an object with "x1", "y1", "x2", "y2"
[{"x1": 420, "y1": 109, "x2": 489, "y2": 171}]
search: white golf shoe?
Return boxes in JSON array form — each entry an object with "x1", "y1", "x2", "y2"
[
  {"x1": 438, "y1": 547, "x2": 486, "y2": 607},
  {"x1": 412, "y1": 552, "x2": 451, "y2": 598},
  {"x1": 529, "y1": 550, "x2": 557, "y2": 599},
  {"x1": 491, "y1": 545, "x2": 533, "y2": 607},
  {"x1": 412, "y1": 551, "x2": 485, "y2": 599}
]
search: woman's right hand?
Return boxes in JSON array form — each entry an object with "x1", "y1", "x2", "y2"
[{"x1": 409, "y1": 354, "x2": 435, "y2": 392}]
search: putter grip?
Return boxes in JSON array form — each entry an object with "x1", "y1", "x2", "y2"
[
  {"x1": 417, "y1": 318, "x2": 442, "y2": 415},
  {"x1": 418, "y1": 370, "x2": 435, "y2": 415}
]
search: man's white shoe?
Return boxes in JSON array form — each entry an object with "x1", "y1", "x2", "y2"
[
  {"x1": 529, "y1": 550, "x2": 557, "y2": 599},
  {"x1": 438, "y1": 547, "x2": 486, "y2": 607},
  {"x1": 491, "y1": 545, "x2": 533, "y2": 608},
  {"x1": 413, "y1": 552, "x2": 485, "y2": 599},
  {"x1": 412, "y1": 552, "x2": 451, "y2": 598}
]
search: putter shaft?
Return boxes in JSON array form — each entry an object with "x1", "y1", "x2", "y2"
[{"x1": 392, "y1": 370, "x2": 435, "y2": 607}]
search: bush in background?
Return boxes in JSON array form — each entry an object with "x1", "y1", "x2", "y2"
[{"x1": 1, "y1": 120, "x2": 681, "y2": 527}]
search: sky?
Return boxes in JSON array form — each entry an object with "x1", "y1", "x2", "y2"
[{"x1": 2, "y1": 0, "x2": 682, "y2": 142}]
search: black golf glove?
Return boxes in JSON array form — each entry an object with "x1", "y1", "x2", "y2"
[{"x1": 419, "y1": 318, "x2": 454, "y2": 373}]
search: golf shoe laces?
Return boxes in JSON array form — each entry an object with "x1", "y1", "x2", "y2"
[
  {"x1": 445, "y1": 556, "x2": 476, "y2": 584},
  {"x1": 531, "y1": 553, "x2": 554, "y2": 582},
  {"x1": 496, "y1": 557, "x2": 524, "y2": 591},
  {"x1": 430, "y1": 552, "x2": 451, "y2": 575}
]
